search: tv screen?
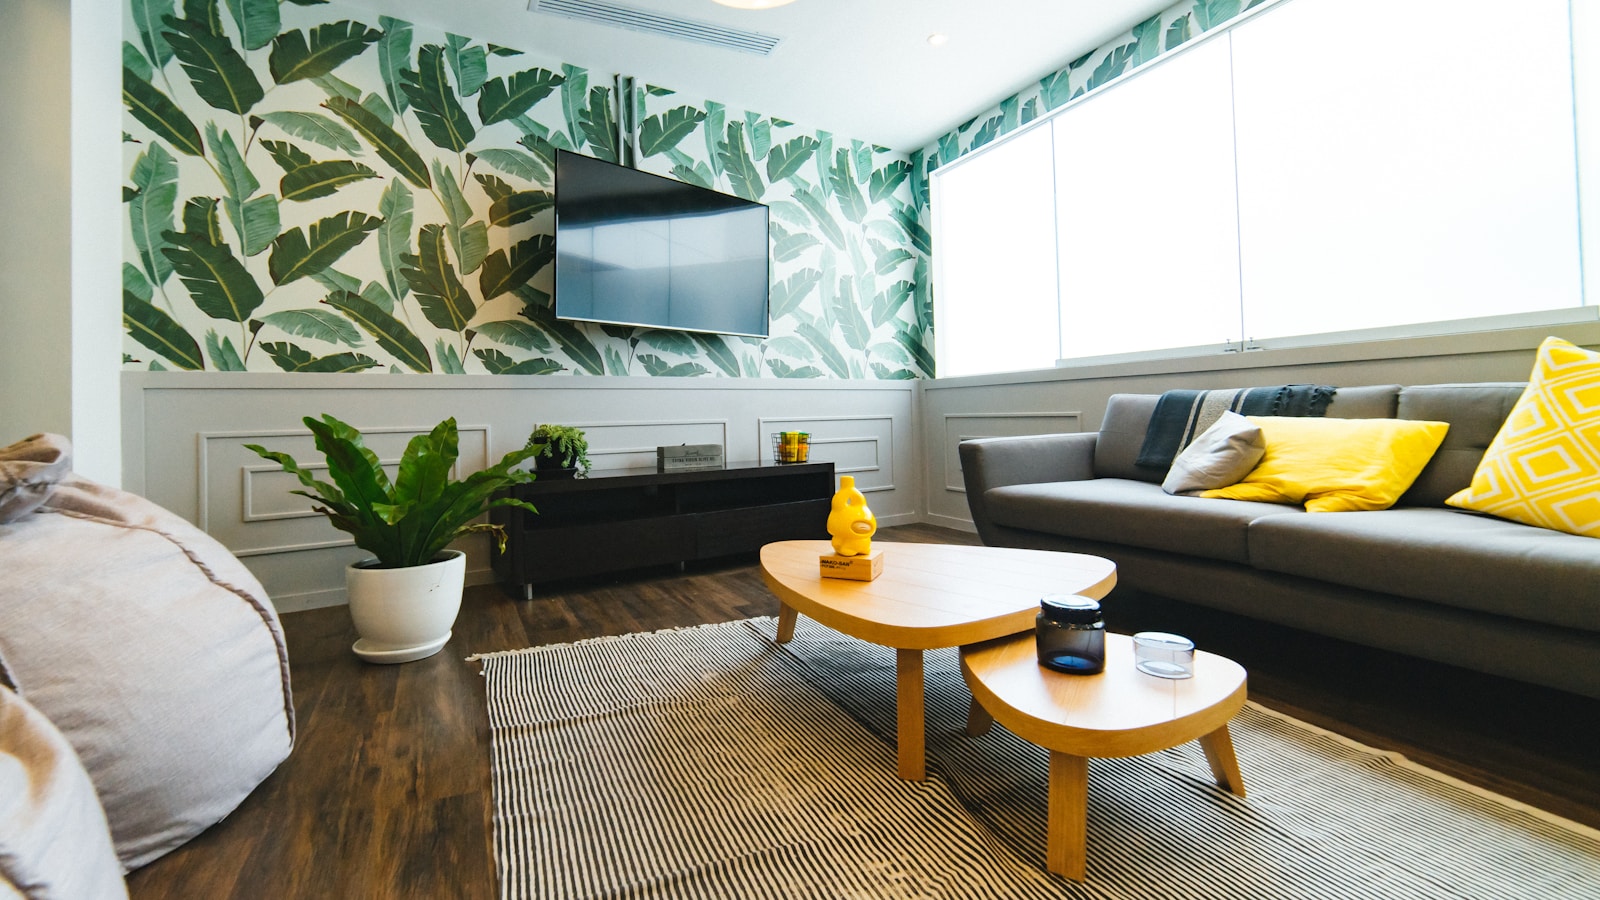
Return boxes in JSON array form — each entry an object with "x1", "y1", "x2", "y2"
[{"x1": 553, "y1": 150, "x2": 771, "y2": 338}]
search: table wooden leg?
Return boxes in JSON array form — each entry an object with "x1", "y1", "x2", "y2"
[
  {"x1": 965, "y1": 697, "x2": 994, "y2": 737},
  {"x1": 1047, "y1": 751, "x2": 1089, "y2": 881},
  {"x1": 1199, "y1": 724, "x2": 1246, "y2": 798},
  {"x1": 775, "y1": 604, "x2": 798, "y2": 644},
  {"x1": 895, "y1": 648, "x2": 926, "y2": 781}
]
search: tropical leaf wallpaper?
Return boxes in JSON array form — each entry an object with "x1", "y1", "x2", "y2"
[
  {"x1": 631, "y1": 87, "x2": 931, "y2": 381},
  {"x1": 120, "y1": 0, "x2": 932, "y2": 379},
  {"x1": 911, "y1": 0, "x2": 1268, "y2": 221}
]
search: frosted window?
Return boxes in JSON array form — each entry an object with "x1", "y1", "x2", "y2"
[
  {"x1": 1230, "y1": 0, "x2": 1580, "y2": 341},
  {"x1": 929, "y1": 0, "x2": 1582, "y2": 377},
  {"x1": 932, "y1": 125, "x2": 1059, "y2": 378},
  {"x1": 1576, "y1": 1, "x2": 1600, "y2": 306},
  {"x1": 1054, "y1": 36, "x2": 1242, "y2": 360}
]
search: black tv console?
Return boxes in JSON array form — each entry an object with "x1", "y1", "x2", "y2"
[{"x1": 490, "y1": 460, "x2": 834, "y2": 599}]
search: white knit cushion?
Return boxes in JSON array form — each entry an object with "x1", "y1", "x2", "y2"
[
  {"x1": 1162, "y1": 410, "x2": 1266, "y2": 494},
  {"x1": 0, "y1": 686, "x2": 127, "y2": 899}
]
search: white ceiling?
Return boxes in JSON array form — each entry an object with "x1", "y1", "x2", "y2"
[{"x1": 343, "y1": 0, "x2": 1174, "y2": 152}]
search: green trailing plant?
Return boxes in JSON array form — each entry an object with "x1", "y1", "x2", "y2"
[
  {"x1": 524, "y1": 423, "x2": 590, "y2": 475},
  {"x1": 246, "y1": 414, "x2": 539, "y2": 569}
]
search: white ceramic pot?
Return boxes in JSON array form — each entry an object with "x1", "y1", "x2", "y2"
[{"x1": 345, "y1": 550, "x2": 465, "y2": 664}]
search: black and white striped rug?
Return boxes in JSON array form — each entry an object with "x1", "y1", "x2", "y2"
[{"x1": 478, "y1": 618, "x2": 1600, "y2": 899}]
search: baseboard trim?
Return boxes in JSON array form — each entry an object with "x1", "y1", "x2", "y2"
[
  {"x1": 921, "y1": 512, "x2": 977, "y2": 533},
  {"x1": 274, "y1": 566, "x2": 499, "y2": 614}
]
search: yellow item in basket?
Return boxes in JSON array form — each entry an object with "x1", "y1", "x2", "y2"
[
  {"x1": 827, "y1": 475, "x2": 877, "y2": 556},
  {"x1": 776, "y1": 431, "x2": 811, "y2": 463}
]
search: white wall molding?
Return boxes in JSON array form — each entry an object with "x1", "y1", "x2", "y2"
[
  {"x1": 940, "y1": 412, "x2": 1082, "y2": 493},
  {"x1": 125, "y1": 373, "x2": 916, "y2": 613},
  {"x1": 204, "y1": 424, "x2": 483, "y2": 531},
  {"x1": 757, "y1": 414, "x2": 895, "y2": 492},
  {"x1": 578, "y1": 419, "x2": 729, "y2": 469},
  {"x1": 122, "y1": 328, "x2": 1581, "y2": 611}
]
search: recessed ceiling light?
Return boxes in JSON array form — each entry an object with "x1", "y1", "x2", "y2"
[
  {"x1": 712, "y1": 0, "x2": 798, "y2": 8},
  {"x1": 927, "y1": 33, "x2": 949, "y2": 47}
]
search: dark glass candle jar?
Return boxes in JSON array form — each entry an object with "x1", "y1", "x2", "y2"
[{"x1": 1035, "y1": 595, "x2": 1106, "y2": 675}]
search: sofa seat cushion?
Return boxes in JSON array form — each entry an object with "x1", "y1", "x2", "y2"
[
  {"x1": 1247, "y1": 508, "x2": 1600, "y2": 632},
  {"x1": 985, "y1": 478, "x2": 1301, "y2": 564}
]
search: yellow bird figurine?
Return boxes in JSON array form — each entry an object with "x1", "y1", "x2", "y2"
[{"x1": 827, "y1": 475, "x2": 877, "y2": 557}]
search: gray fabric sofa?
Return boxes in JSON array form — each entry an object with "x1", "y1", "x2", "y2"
[{"x1": 959, "y1": 383, "x2": 1600, "y2": 700}]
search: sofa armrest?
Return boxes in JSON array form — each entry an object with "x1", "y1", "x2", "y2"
[{"x1": 958, "y1": 433, "x2": 1098, "y2": 545}]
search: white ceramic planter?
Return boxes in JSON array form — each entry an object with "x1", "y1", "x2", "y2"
[{"x1": 346, "y1": 550, "x2": 465, "y2": 664}]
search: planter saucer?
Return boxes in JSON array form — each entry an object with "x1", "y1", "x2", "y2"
[{"x1": 353, "y1": 631, "x2": 451, "y2": 665}]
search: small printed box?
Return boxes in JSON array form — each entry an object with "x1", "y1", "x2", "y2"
[
  {"x1": 657, "y1": 444, "x2": 724, "y2": 472},
  {"x1": 819, "y1": 550, "x2": 884, "y2": 581}
]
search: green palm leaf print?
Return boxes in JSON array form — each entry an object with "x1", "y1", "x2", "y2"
[
  {"x1": 269, "y1": 21, "x2": 382, "y2": 85},
  {"x1": 161, "y1": 231, "x2": 265, "y2": 322},
  {"x1": 124, "y1": 292, "x2": 204, "y2": 370},
  {"x1": 322, "y1": 290, "x2": 432, "y2": 372}
]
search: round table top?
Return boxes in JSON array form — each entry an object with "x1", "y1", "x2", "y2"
[
  {"x1": 961, "y1": 631, "x2": 1247, "y2": 758},
  {"x1": 759, "y1": 540, "x2": 1117, "y2": 651}
]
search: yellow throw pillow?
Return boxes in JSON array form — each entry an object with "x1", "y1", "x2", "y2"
[
  {"x1": 1200, "y1": 416, "x2": 1449, "y2": 512},
  {"x1": 1445, "y1": 337, "x2": 1600, "y2": 537}
]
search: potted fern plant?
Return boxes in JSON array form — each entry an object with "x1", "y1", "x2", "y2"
[
  {"x1": 246, "y1": 415, "x2": 539, "y2": 663},
  {"x1": 525, "y1": 423, "x2": 591, "y2": 477}
]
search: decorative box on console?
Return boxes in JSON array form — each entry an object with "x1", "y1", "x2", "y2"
[{"x1": 656, "y1": 444, "x2": 724, "y2": 472}]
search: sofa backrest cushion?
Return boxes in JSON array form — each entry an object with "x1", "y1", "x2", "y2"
[
  {"x1": 1396, "y1": 382, "x2": 1525, "y2": 507},
  {"x1": 1094, "y1": 385, "x2": 1402, "y2": 482},
  {"x1": 1095, "y1": 394, "x2": 1163, "y2": 482},
  {"x1": 1322, "y1": 385, "x2": 1402, "y2": 419}
]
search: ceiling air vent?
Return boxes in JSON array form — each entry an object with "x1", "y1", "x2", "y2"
[{"x1": 529, "y1": 0, "x2": 783, "y2": 56}]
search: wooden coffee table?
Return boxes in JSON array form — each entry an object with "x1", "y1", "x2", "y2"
[
  {"x1": 961, "y1": 631, "x2": 1247, "y2": 881},
  {"x1": 759, "y1": 540, "x2": 1116, "y2": 781}
]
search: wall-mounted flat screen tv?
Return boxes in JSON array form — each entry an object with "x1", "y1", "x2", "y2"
[{"x1": 553, "y1": 149, "x2": 771, "y2": 338}]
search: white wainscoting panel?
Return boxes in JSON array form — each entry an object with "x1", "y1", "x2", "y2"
[
  {"x1": 757, "y1": 414, "x2": 895, "y2": 493},
  {"x1": 205, "y1": 425, "x2": 484, "y2": 556},
  {"x1": 941, "y1": 412, "x2": 1082, "y2": 494},
  {"x1": 123, "y1": 373, "x2": 917, "y2": 613},
  {"x1": 581, "y1": 419, "x2": 728, "y2": 471}
]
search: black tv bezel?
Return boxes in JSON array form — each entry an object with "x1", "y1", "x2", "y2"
[{"x1": 551, "y1": 149, "x2": 772, "y2": 339}]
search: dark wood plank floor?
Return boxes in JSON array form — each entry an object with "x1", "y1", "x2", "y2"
[{"x1": 126, "y1": 524, "x2": 1600, "y2": 898}]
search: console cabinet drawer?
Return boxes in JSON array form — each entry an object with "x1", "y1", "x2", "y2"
[
  {"x1": 493, "y1": 461, "x2": 834, "y2": 597},
  {"x1": 696, "y1": 499, "x2": 830, "y2": 558}
]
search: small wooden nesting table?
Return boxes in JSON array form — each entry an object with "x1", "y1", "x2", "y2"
[
  {"x1": 759, "y1": 540, "x2": 1117, "y2": 781},
  {"x1": 961, "y1": 631, "x2": 1248, "y2": 881}
]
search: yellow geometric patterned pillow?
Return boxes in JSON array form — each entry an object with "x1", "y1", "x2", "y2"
[{"x1": 1445, "y1": 337, "x2": 1600, "y2": 538}]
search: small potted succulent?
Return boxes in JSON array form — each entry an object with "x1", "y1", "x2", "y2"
[{"x1": 525, "y1": 424, "x2": 590, "y2": 478}]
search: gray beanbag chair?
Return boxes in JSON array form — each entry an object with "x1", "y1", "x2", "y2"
[
  {"x1": 0, "y1": 434, "x2": 294, "y2": 870},
  {"x1": 0, "y1": 685, "x2": 127, "y2": 899}
]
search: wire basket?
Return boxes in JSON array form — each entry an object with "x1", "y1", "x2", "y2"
[{"x1": 770, "y1": 431, "x2": 811, "y2": 464}]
